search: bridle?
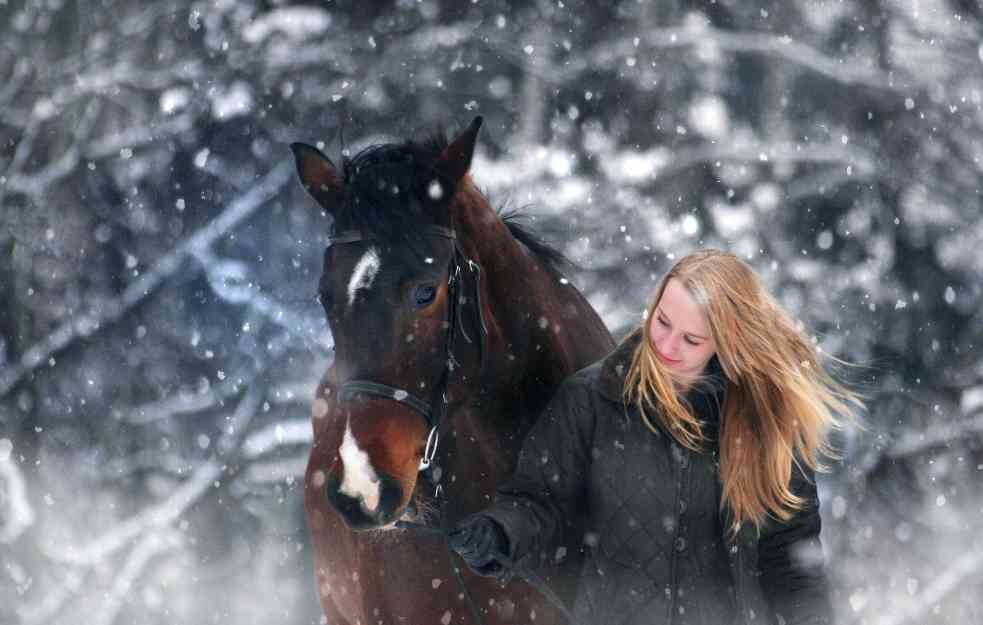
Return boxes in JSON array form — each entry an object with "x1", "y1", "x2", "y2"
[{"x1": 329, "y1": 224, "x2": 487, "y2": 478}]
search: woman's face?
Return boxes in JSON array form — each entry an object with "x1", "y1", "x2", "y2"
[{"x1": 648, "y1": 278, "x2": 718, "y2": 380}]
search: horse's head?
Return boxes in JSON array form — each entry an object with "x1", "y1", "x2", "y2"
[{"x1": 292, "y1": 118, "x2": 490, "y2": 530}]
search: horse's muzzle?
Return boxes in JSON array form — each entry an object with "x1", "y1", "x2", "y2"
[{"x1": 325, "y1": 471, "x2": 404, "y2": 530}]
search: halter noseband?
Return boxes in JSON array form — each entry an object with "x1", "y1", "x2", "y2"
[{"x1": 329, "y1": 224, "x2": 487, "y2": 473}]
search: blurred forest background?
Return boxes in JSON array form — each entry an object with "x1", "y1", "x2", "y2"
[{"x1": 1, "y1": 0, "x2": 981, "y2": 624}]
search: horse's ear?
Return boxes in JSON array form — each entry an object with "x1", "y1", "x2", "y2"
[
  {"x1": 435, "y1": 116, "x2": 483, "y2": 186},
  {"x1": 291, "y1": 143, "x2": 344, "y2": 213}
]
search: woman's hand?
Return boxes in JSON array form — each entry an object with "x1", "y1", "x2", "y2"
[{"x1": 447, "y1": 514, "x2": 511, "y2": 579}]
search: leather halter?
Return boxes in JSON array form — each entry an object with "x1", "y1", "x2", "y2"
[{"x1": 328, "y1": 224, "x2": 487, "y2": 473}]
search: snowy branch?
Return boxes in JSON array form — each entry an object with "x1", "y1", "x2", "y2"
[
  {"x1": 44, "y1": 458, "x2": 220, "y2": 566},
  {"x1": 655, "y1": 141, "x2": 878, "y2": 182},
  {"x1": 84, "y1": 114, "x2": 195, "y2": 161},
  {"x1": 883, "y1": 409, "x2": 983, "y2": 462},
  {"x1": 89, "y1": 530, "x2": 182, "y2": 625},
  {"x1": 0, "y1": 454, "x2": 35, "y2": 543},
  {"x1": 0, "y1": 160, "x2": 293, "y2": 398},
  {"x1": 241, "y1": 419, "x2": 312, "y2": 459},
  {"x1": 17, "y1": 568, "x2": 84, "y2": 625},
  {"x1": 863, "y1": 544, "x2": 983, "y2": 625},
  {"x1": 478, "y1": 24, "x2": 914, "y2": 92},
  {"x1": 598, "y1": 141, "x2": 878, "y2": 186},
  {"x1": 192, "y1": 246, "x2": 328, "y2": 348},
  {"x1": 236, "y1": 455, "x2": 308, "y2": 488},
  {"x1": 638, "y1": 27, "x2": 907, "y2": 90},
  {"x1": 43, "y1": 387, "x2": 262, "y2": 568},
  {"x1": 126, "y1": 338, "x2": 324, "y2": 426}
]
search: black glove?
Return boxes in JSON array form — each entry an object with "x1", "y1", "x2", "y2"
[{"x1": 447, "y1": 514, "x2": 511, "y2": 579}]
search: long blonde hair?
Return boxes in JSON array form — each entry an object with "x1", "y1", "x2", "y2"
[{"x1": 623, "y1": 249, "x2": 864, "y2": 538}]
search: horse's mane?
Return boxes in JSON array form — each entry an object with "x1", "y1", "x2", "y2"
[
  {"x1": 499, "y1": 210, "x2": 574, "y2": 276},
  {"x1": 335, "y1": 127, "x2": 574, "y2": 276}
]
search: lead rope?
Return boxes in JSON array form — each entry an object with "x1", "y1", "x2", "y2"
[{"x1": 441, "y1": 495, "x2": 489, "y2": 625}]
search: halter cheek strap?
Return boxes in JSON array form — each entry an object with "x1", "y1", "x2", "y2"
[{"x1": 328, "y1": 225, "x2": 486, "y2": 472}]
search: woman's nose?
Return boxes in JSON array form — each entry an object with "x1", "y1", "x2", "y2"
[{"x1": 659, "y1": 334, "x2": 680, "y2": 356}]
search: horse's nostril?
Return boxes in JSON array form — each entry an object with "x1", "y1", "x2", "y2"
[{"x1": 325, "y1": 470, "x2": 406, "y2": 530}]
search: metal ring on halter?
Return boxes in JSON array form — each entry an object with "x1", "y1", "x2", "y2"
[{"x1": 419, "y1": 426, "x2": 440, "y2": 470}]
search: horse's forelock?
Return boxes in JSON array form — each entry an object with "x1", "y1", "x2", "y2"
[{"x1": 334, "y1": 134, "x2": 452, "y2": 247}]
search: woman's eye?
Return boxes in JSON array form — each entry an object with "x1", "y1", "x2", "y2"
[
  {"x1": 657, "y1": 317, "x2": 669, "y2": 326},
  {"x1": 414, "y1": 284, "x2": 437, "y2": 308},
  {"x1": 684, "y1": 337, "x2": 700, "y2": 346}
]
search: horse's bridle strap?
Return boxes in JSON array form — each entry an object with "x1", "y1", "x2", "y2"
[
  {"x1": 328, "y1": 225, "x2": 456, "y2": 244},
  {"x1": 338, "y1": 381, "x2": 433, "y2": 426}
]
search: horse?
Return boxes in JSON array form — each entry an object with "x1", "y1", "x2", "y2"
[{"x1": 291, "y1": 116, "x2": 614, "y2": 625}]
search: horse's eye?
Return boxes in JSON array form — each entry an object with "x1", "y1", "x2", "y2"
[{"x1": 414, "y1": 284, "x2": 437, "y2": 308}]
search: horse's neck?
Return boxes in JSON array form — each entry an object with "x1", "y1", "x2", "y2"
[
  {"x1": 454, "y1": 193, "x2": 599, "y2": 410},
  {"x1": 446, "y1": 193, "x2": 612, "y2": 509}
]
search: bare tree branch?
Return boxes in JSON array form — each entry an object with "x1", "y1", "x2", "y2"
[
  {"x1": 884, "y1": 409, "x2": 983, "y2": 462},
  {"x1": 90, "y1": 530, "x2": 182, "y2": 625},
  {"x1": 42, "y1": 459, "x2": 220, "y2": 566},
  {"x1": 241, "y1": 419, "x2": 311, "y2": 459},
  {"x1": 477, "y1": 24, "x2": 920, "y2": 92},
  {"x1": 0, "y1": 160, "x2": 293, "y2": 398},
  {"x1": 861, "y1": 543, "x2": 983, "y2": 625}
]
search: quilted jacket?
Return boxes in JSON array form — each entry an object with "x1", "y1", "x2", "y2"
[{"x1": 479, "y1": 328, "x2": 834, "y2": 625}]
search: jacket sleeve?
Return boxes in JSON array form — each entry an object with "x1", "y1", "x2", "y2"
[
  {"x1": 477, "y1": 375, "x2": 594, "y2": 573},
  {"x1": 758, "y1": 460, "x2": 835, "y2": 625}
]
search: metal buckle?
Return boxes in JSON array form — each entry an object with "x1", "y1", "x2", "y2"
[{"x1": 419, "y1": 426, "x2": 439, "y2": 471}]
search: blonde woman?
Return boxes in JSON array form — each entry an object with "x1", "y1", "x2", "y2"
[{"x1": 449, "y1": 248, "x2": 862, "y2": 625}]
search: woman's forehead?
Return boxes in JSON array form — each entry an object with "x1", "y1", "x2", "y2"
[{"x1": 657, "y1": 278, "x2": 710, "y2": 334}]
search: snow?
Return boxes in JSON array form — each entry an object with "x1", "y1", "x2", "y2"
[
  {"x1": 242, "y1": 419, "x2": 312, "y2": 458},
  {"x1": 708, "y1": 202, "x2": 753, "y2": 238},
  {"x1": 961, "y1": 387, "x2": 983, "y2": 415},
  {"x1": 4, "y1": 3, "x2": 983, "y2": 624},
  {"x1": 242, "y1": 7, "x2": 332, "y2": 44},
  {"x1": 688, "y1": 96, "x2": 730, "y2": 140},
  {"x1": 160, "y1": 88, "x2": 190, "y2": 115},
  {"x1": 209, "y1": 82, "x2": 255, "y2": 120},
  {"x1": 598, "y1": 147, "x2": 671, "y2": 183},
  {"x1": 0, "y1": 449, "x2": 34, "y2": 543}
]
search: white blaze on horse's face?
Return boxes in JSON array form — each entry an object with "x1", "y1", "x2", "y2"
[
  {"x1": 338, "y1": 416, "x2": 381, "y2": 512},
  {"x1": 346, "y1": 247, "x2": 381, "y2": 309}
]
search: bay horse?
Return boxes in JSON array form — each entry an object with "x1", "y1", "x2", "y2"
[{"x1": 292, "y1": 117, "x2": 613, "y2": 625}]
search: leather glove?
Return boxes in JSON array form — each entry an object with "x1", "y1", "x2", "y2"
[{"x1": 447, "y1": 514, "x2": 511, "y2": 579}]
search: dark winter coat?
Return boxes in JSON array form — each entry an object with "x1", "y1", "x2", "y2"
[{"x1": 480, "y1": 328, "x2": 834, "y2": 625}]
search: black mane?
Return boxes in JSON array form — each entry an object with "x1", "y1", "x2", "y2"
[
  {"x1": 499, "y1": 210, "x2": 574, "y2": 276},
  {"x1": 333, "y1": 127, "x2": 572, "y2": 275}
]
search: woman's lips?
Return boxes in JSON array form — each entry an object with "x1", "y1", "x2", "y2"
[{"x1": 656, "y1": 350, "x2": 680, "y2": 366}]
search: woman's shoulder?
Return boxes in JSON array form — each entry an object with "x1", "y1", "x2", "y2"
[{"x1": 547, "y1": 363, "x2": 604, "y2": 409}]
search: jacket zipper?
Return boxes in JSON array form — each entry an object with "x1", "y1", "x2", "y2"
[{"x1": 667, "y1": 442, "x2": 686, "y2": 624}]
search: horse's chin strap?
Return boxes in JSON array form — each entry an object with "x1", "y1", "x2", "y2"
[{"x1": 330, "y1": 225, "x2": 487, "y2": 476}]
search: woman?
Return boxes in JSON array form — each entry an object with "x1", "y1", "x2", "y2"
[{"x1": 448, "y1": 249, "x2": 862, "y2": 625}]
